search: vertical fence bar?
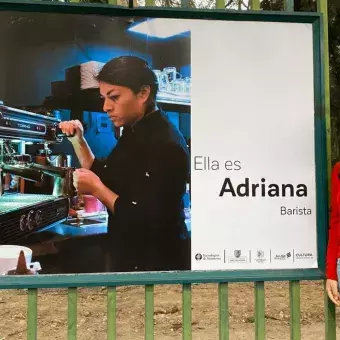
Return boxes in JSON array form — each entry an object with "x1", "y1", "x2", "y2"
[
  {"x1": 324, "y1": 281, "x2": 336, "y2": 340},
  {"x1": 107, "y1": 287, "x2": 116, "y2": 340},
  {"x1": 218, "y1": 283, "x2": 229, "y2": 340},
  {"x1": 68, "y1": 288, "x2": 78, "y2": 340},
  {"x1": 251, "y1": 0, "x2": 260, "y2": 10},
  {"x1": 145, "y1": 285, "x2": 154, "y2": 340},
  {"x1": 182, "y1": 284, "x2": 192, "y2": 340},
  {"x1": 317, "y1": 0, "x2": 331, "y2": 189},
  {"x1": 289, "y1": 281, "x2": 301, "y2": 340},
  {"x1": 216, "y1": 0, "x2": 224, "y2": 9},
  {"x1": 27, "y1": 288, "x2": 38, "y2": 340},
  {"x1": 316, "y1": 0, "x2": 335, "y2": 338},
  {"x1": 255, "y1": 282, "x2": 265, "y2": 340},
  {"x1": 283, "y1": 0, "x2": 294, "y2": 11},
  {"x1": 181, "y1": 0, "x2": 190, "y2": 8}
]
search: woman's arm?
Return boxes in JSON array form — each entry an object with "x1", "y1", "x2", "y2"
[
  {"x1": 73, "y1": 142, "x2": 189, "y2": 225},
  {"x1": 326, "y1": 162, "x2": 340, "y2": 306},
  {"x1": 326, "y1": 162, "x2": 340, "y2": 280},
  {"x1": 59, "y1": 120, "x2": 95, "y2": 169},
  {"x1": 71, "y1": 137, "x2": 95, "y2": 170}
]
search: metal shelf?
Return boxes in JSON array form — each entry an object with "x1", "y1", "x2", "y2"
[{"x1": 157, "y1": 91, "x2": 191, "y2": 106}]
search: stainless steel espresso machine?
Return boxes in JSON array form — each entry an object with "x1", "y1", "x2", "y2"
[{"x1": 0, "y1": 103, "x2": 75, "y2": 246}]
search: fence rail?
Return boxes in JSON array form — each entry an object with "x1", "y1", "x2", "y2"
[
  {"x1": 0, "y1": 0, "x2": 334, "y2": 338},
  {"x1": 19, "y1": 281, "x2": 338, "y2": 340}
]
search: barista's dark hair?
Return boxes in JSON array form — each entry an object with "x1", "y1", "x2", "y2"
[{"x1": 96, "y1": 56, "x2": 158, "y2": 102}]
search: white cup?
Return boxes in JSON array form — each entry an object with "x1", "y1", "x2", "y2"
[{"x1": 0, "y1": 245, "x2": 32, "y2": 275}]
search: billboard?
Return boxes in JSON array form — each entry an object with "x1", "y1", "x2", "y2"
[
  {"x1": 0, "y1": 2, "x2": 327, "y2": 285},
  {"x1": 190, "y1": 18, "x2": 318, "y2": 270}
]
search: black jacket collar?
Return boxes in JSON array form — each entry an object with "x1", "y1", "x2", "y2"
[{"x1": 123, "y1": 109, "x2": 162, "y2": 135}]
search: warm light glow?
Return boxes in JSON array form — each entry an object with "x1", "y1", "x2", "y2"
[{"x1": 128, "y1": 18, "x2": 190, "y2": 39}]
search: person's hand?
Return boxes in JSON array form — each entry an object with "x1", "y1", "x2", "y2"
[
  {"x1": 326, "y1": 279, "x2": 340, "y2": 306},
  {"x1": 73, "y1": 168, "x2": 104, "y2": 196},
  {"x1": 58, "y1": 120, "x2": 84, "y2": 143}
]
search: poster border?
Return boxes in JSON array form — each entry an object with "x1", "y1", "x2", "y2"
[{"x1": 0, "y1": 1, "x2": 327, "y2": 288}]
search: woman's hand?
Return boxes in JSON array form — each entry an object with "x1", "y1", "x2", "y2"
[
  {"x1": 58, "y1": 120, "x2": 84, "y2": 143},
  {"x1": 326, "y1": 279, "x2": 340, "y2": 306},
  {"x1": 73, "y1": 168, "x2": 119, "y2": 214},
  {"x1": 73, "y1": 168, "x2": 104, "y2": 196}
]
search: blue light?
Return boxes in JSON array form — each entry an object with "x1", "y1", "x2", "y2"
[{"x1": 127, "y1": 18, "x2": 190, "y2": 40}]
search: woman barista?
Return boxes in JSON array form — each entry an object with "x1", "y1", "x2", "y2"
[{"x1": 59, "y1": 56, "x2": 190, "y2": 272}]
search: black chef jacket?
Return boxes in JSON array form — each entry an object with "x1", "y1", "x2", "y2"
[{"x1": 90, "y1": 109, "x2": 191, "y2": 272}]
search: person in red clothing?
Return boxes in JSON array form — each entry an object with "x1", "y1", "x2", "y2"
[{"x1": 326, "y1": 162, "x2": 340, "y2": 306}]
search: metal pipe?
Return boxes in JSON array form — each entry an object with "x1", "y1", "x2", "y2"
[
  {"x1": 29, "y1": 163, "x2": 67, "y2": 178},
  {"x1": 0, "y1": 164, "x2": 43, "y2": 182}
]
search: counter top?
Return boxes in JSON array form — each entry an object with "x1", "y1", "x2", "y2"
[
  {"x1": 48, "y1": 215, "x2": 108, "y2": 237},
  {"x1": 48, "y1": 215, "x2": 191, "y2": 238}
]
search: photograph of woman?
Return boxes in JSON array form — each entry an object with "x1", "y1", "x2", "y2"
[{"x1": 59, "y1": 56, "x2": 191, "y2": 273}]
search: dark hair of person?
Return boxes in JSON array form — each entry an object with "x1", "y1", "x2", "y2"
[{"x1": 96, "y1": 56, "x2": 158, "y2": 102}]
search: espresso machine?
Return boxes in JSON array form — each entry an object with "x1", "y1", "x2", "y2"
[{"x1": 0, "y1": 103, "x2": 75, "y2": 246}]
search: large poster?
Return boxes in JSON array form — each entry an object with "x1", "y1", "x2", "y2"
[
  {"x1": 189, "y1": 20, "x2": 317, "y2": 270},
  {"x1": 0, "y1": 10, "x2": 319, "y2": 276}
]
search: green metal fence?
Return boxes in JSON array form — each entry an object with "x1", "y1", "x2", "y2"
[
  {"x1": 0, "y1": 0, "x2": 334, "y2": 338},
  {"x1": 22, "y1": 281, "x2": 335, "y2": 340}
]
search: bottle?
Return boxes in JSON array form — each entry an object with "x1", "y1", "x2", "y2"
[{"x1": 184, "y1": 183, "x2": 191, "y2": 220}]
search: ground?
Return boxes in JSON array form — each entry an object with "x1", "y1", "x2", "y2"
[{"x1": 0, "y1": 280, "x2": 339, "y2": 339}]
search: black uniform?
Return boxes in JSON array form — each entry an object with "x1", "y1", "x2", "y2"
[{"x1": 90, "y1": 109, "x2": 191, "y2": 272}]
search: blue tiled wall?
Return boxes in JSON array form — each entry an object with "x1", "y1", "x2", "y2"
[
  {"x1": 52, "y1": 109, "x2": 117, "y2": 165},
  {"x1": 180, "y1": 65, "x2": 191, "y2": 78},
  {"x1": 166, "y1": 111, "x2": 180, "y2": 130},
  {"x1": 180, "y1": 113, "x2": 191, "y2": 139},
  {"x1": 83, "y1": 111, "x2": 117, "y2": 159}
]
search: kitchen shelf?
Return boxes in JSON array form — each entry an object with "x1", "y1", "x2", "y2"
[{"x1": 157, "y1": 91, "x2": 191, "y2": 106}]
